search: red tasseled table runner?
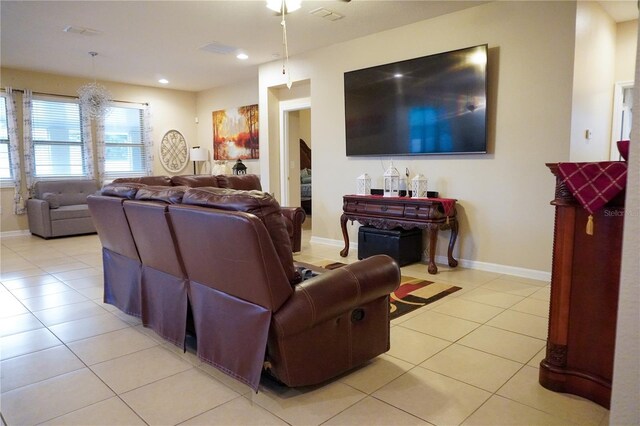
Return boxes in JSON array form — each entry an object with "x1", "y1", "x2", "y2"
[
  {"x1": 427, "y1": 197, "x2": 457, "y2": 217},
  {"x1": 557, "y1": 161, "x2": 627, "y2": 234}
]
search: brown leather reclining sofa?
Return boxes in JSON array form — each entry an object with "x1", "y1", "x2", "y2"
[
  {"x1": 88, "y1": 183, "x2": 400, "y2": 391},
  {"x1": 112, "y1": 174, "x2": 307, "y2": 252}
]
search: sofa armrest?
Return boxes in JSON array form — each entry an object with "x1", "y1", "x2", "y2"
[
  {"x1": 272, "y1": 255, "x2": 400, "y2": 337},
  {"x1": 26, "y1": 198, "x2": 52, "y2": 238},
  {"x1": 280, "y1": 206, "x2": 306, "y2": 252}
]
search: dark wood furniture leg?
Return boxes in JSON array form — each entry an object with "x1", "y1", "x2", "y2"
[
  {"x1": 427, "y1": 227, "x2": 438, "y2": 274},
  {"x1": 447, "y1": 220, "x2": 459, "y2": 267},
  {"x1": 339, "y1": 214, "x2": 350, "y2": 257}
]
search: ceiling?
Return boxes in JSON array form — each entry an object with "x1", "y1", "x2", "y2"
[{"x1": 1, "y1": 1, "x2": 637, "y2": 92}]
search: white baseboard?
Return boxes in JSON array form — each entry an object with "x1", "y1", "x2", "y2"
[
  {"x1": 434, "y1": 255, "x2": 551, "y2": 282},
  {"x1": 308, "y1": 236, "x2": 551, "y2": 282},
  {"x1": 310, "y1": 235, "x2": 357, "y2": 250},
  {"x1": 0, "y1": 229, "x2": 31, "y2": 238}
]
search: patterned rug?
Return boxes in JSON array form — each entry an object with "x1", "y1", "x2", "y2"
[{"x1": 316, "y1": 261, "x2": 461, "y2": 320}]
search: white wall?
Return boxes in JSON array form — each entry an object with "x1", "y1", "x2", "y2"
[
  {"x1": 196, "y1": 79, "x2": 259, "y2": 176},
  {"x1": 259, "y1": 1, "x2": 577, "y2": 275},
  {"x1": 569, "y1": 1, "x2": 617, "y2": 161},
  {"x1": 0, "y1": 67, "x2": 197, "y2": 233},
  {"x1": 610, "y1": 25, "x2": 640, "y2": 426},
  {"x1": 615, "y1": 19, "x2": 639, "y2": 82},
  {"x1": 287, "y1": 110, "x2": 301, "y2": 207},
  {"x1": 299, "y1": 109, "x2": 311, "y2": 147}
]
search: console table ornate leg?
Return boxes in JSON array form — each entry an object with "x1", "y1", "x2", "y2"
[
  {"x1": 427, "y1": 227, "x2": 438, "y2": 274},
  {"x1": 447, "y1": 219, "x2": 459, "y2": 267},
  {"x1": 339, "y1": 214, "x2": 350, "y2": 257}
]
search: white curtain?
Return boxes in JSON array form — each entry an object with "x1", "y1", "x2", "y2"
[
  {"x1": 80, "y1": 104, "x2": 97, "y2": 184},
  {"x1": 94, "y1": 115, "x2": 106, "y2": 185},
  {"x1": 5, "y1": 88, "x2": 25, "y2": 214},
  {"x1": 21, "y1": 89, "x2": 35, "y2": 198},
  {"x1": 143, "y1": 104, "x2": 154, "y2": 176}
]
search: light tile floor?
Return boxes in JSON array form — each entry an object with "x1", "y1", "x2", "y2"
[{"x1": 0, "y1": 232, "x2": 610, "y2": 425}]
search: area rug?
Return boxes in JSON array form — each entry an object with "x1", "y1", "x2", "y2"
[{"x1": 313, "y1": 261, "x2": 461, "y2": 320}]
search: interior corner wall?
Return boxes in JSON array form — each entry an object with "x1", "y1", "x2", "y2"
[
  {"x1": 0, "y1": 67, "x2": 197, "y2": 233},
  {"x1": 615, "y1": 19, "x2": 638, "y2": 82},
  {"x1": 195, "y1": 79, "x2": 259, "y2": 176},
  {"x1": 259, "y1": 1, "x2": 576, "y2": 274},
  {"x1": 569, "y1": 1, "x2": 617, "y2": 162}
]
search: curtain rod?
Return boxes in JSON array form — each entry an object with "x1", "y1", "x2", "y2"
[{"x1": 1, "y1": 88, "x2": 148, "y2": 106}]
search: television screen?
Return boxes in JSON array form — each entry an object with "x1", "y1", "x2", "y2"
[{"x1": 344, "y1": 44, "x2": 488, "y2": 156}]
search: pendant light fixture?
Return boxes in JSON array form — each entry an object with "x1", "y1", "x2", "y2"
[
  {"x1": 77, "y1": 51, "x2": 112, "y2": 119},
  {"x1": 266, "y1": 0, "x2": 302, "y2": 89}
]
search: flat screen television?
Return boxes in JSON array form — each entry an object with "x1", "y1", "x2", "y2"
[{"x1": 344, "y1": 44, "x2": 488, "y2": 156}]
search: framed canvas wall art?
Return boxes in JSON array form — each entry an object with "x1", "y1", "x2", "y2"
[{"x1": 213, "y1": 104, "x2": 259, "y2": 160}]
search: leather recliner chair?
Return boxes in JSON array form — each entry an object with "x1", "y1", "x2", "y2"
[
  {"x1": 171, "y1": 187, "x2": 400, "y2": 390},
  {"x1": 87, "y1": 185, "x2": 143, "y2": 317},
  {"x1": 122, "y1": 186, "x2": 190, "y2": 347}
]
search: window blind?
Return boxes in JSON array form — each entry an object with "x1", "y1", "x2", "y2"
[
  {"x1": 31, "y1": 97, "x2": 85, "y2": 177},
  {"x1": 104, "y1": 105, "x2": 146, "y2": 177},
  {"x1": 0, "y1": 96, "x2": 11, "y2": 179}
]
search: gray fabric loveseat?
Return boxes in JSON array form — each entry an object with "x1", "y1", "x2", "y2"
[{"x1": 27, "y1": 179, "x2": 98, "y2": 239}]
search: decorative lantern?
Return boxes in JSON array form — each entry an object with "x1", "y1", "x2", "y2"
[
  {"x1": 411, "y1": 174, "x2": 428, "y2": 198},
  {"x1": 356, "y1": 173, "x2": 371, "y2": 196},
  {"x1": 232, "y1": 159, "x2": 247, "y2": 175},
  {"x1": 383, "y1": 161, "x2": 400, "y2": 197}
]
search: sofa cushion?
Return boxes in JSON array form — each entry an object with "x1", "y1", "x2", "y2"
[
  {"x1": 182, "y1": 187, "x2": 300, "y2": 285},
  {"x1": 134, "y1": 186, "x2": 188, "y2": 204},
  {"x1": 216, "y1": 174, "x2": 262, "y2": 191},
  {"x1": 42, "y1": 192, "x2": 60, "y2": 209},
  {"x1": 50, "y1": 204, "x2": 91, "y2": 221},
  {"x1": 112, "y1": 176, "x2": 172, "y2": 186},
  {"x1": 170, "y1": 175, "x2": 220, "y2": 188},
  {"x1": 33, "y1": 180, "x2": 98, "y2": 206},
  {"x1": 101, "y1": 182, "x2": 145, "y2": 199}
]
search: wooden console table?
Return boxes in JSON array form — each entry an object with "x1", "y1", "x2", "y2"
[
  {"x1": 539, "y1": 163, "x2": 626, "y2": 408},
  {"x1": 340, "y1": 195, "x2": 459, "y2": 274}
]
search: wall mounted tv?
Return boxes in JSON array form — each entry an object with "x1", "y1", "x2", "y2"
[{"x1": 344, "y1": 44, "x2": 488, "y2": 156}]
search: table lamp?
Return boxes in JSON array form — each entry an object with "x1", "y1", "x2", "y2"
[{"x1": 190, "y1": 147, "x2": 208, "y2": 175}]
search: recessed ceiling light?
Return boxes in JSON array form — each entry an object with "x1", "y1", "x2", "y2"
[
  {"x1": 158, "y1": 78, "x2": 169, "y2": 84},
  {"x1": 236, "y1": 53, "x2": 249, "y2": 60},
  {"x1": 394, "y1": 73, "x2": 403, "y2": 78}
]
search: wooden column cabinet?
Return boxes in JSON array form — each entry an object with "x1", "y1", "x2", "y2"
[{"x1": 539, "y1": 163, "x2": 625, "y2": 408}]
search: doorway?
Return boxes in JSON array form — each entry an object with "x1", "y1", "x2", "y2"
[
  {"x1": 279, "y1": 98, "x2": 311, "y2": 228},
  {"x1": 610, "y1": 81, "x2": 634, "y2": 160}
]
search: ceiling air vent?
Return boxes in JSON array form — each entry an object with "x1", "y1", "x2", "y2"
[
  {"x1": 199, "y1": 42, "x2": 238, "y2": 55},
  {"x1": 309, "y1": 7, "x2": 344, "y2": 21},
  {"x1": 63, "y1": 26, "x2": 102, "y2": 36}
]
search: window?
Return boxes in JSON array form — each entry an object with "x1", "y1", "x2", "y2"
[
  {"x1": 104, "y1": 105, "x2": 146, "y2": 177},
  {"x1": 0, "y1": 96, "x2": 11, "y2": 179},
  {"x1": 31, "y1": 97, "x2": 86, "y2": 178}
]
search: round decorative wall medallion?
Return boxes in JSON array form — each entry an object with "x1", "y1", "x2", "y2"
[{"x1": 159, "y1": 130, "x2": 188, "y2": 173}]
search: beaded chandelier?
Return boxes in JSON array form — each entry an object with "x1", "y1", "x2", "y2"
[{"x1": 77, "y1": 52, "x2": 112, "y2": 119}]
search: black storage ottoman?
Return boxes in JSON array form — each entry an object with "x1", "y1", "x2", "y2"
[{"x1": 358, "y1": 226, "x2": 422, "y2": 266}]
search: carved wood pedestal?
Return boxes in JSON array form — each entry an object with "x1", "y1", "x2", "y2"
[
  {"x1": 539, "y1": 164, "x2": 625, "y2": 409},
  {"x1": 340, "y1": 195, "x2": 458, "y2": 274}
]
